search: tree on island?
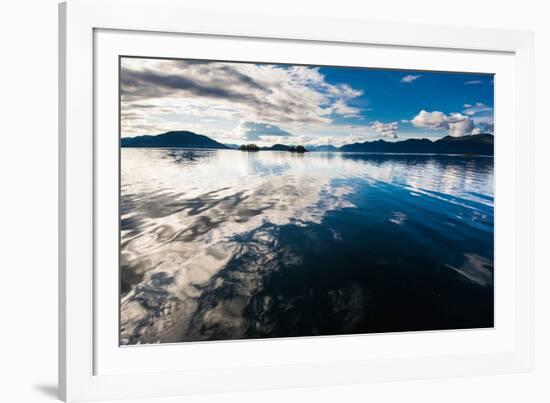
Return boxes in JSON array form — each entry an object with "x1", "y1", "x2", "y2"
[
  {"x1": 238, "y1": 144, "x2": 260, "y2": 151},
  {"x1": 288, "y1": 145, "x2": 307, "y2": 153},
  {"x1": 239, "y1": 144, "x2": 308, "y2": 153}
]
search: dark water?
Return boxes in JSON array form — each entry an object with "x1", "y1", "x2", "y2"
[{"x1": 120, "y1": 149, "x2": 494, "y2": 345}]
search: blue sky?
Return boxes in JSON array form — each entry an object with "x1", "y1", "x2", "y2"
[
  {"x1": 121, "y1": 57, "x2": 494, "y2": 145},
  {"x1": 322, "y1": 67, "x2": 494, "y2": 138}
]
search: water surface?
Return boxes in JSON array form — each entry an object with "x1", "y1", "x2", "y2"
[{"x1": 120, "y1": 149, "x2": 494, "y2": 345}]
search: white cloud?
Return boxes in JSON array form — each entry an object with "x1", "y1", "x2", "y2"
[
  {"x1": 471, "y1": 116, "x2": 494, "y2": 133},
  {"x1": 370, "y1": 121, "x2": 399, "y2": 138},
  {"x1": 411, "y1": 111, "x2": 449, "y2": 129},
  {"x1": 235, "y1": 121, "x2": 292, "y2": 141},
  {"x1": 448, "y1": 118, "x2": 475, "y2": 136},
  {"x1": 472, "y1": 128, "x2": 482, "y2": 135},
  {"x1": 411, "y1": 110, "x2": 475, "y2": 137},
  {"x1": 330, "y1": 100, "x2": 362, "y2": 118},
  {"x1": 460, "y1": 103, "x2": 494, "y2": 134},
  {"x1": 462, "y1": 102, "x2": 492, "y2": 116},
  {"x1": 401, "y1": 74, "x2": 421, "y2": 83}
]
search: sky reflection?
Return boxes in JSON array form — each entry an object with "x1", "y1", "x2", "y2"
[{"x1": 120, "y1": 149, "x2": 494, "y2": 344}]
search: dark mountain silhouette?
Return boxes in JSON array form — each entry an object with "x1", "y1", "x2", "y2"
[
  {"x1": 432, "y1": 133, "x2": 494, "y2": 155},
  {"x1": 121, "y1": 131, "x2": 229, "y2": 149},
  {"x1": 224, "y1": 143, "x2": 240, "y2": 149},
  {"x1": 339, "y1": 133, "x2": 493, "y2": 156}
]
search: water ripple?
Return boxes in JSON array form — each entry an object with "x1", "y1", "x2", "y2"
[{"x1": 120, "y1": 149, "x2": 494, "y2": 344}]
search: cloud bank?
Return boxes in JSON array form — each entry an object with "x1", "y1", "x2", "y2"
[
  {"x1": 121, "y1": 58, "x2": 364, "y2": 139},
  {"x1": 120, "y1": 58, "x2": 493, "y2": 144}
]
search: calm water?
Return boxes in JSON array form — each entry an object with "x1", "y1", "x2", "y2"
[{"x1": 120, "y1": 149, "x2": 494, "y2": 345}]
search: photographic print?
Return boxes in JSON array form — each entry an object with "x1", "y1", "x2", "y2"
[{"x1": 119, "y1": 57, "x2": 494, "y2": 345}]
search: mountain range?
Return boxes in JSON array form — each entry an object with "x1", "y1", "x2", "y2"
[
  {"x1": 121, "y1": 131, "x2": 494, "y2": 156},
  {"x1": 339, "y1": 133, "x2": 494, "y2": 155}
]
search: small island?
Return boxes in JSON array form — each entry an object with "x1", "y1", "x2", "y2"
[
  {"x1": 287, "y1": 145, "x2": 307, "y2": 153},
  {"x1": 238, "y1": 144, "x2": 260, "y2": 151},
  {"x1": 238, "y1": 143, "x2": 308, "y2": 153}
]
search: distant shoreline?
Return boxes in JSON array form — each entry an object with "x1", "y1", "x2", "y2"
[
  {"x1": 121, "y1": 146, "x2": 494, "y2": 157},
  {"x1": 121, "y1": 130, "x2": 494, "y2": 156}
]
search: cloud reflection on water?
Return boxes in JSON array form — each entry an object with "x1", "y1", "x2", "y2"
[{"x1": 120, "y1": 149, "x2": 493, "y2": 344}]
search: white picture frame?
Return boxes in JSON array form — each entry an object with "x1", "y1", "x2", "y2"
[{"x1": 59, "y1": 0, "x2": 534, "y2": 401}]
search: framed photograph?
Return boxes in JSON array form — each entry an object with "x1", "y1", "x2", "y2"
[{"x1": 59, "y1": 0, "x2": 534, "y2": 401}]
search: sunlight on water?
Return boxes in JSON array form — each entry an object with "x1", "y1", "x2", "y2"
[{"x1": 120, "y1": 149, "x2": 494, "y2": 345}]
